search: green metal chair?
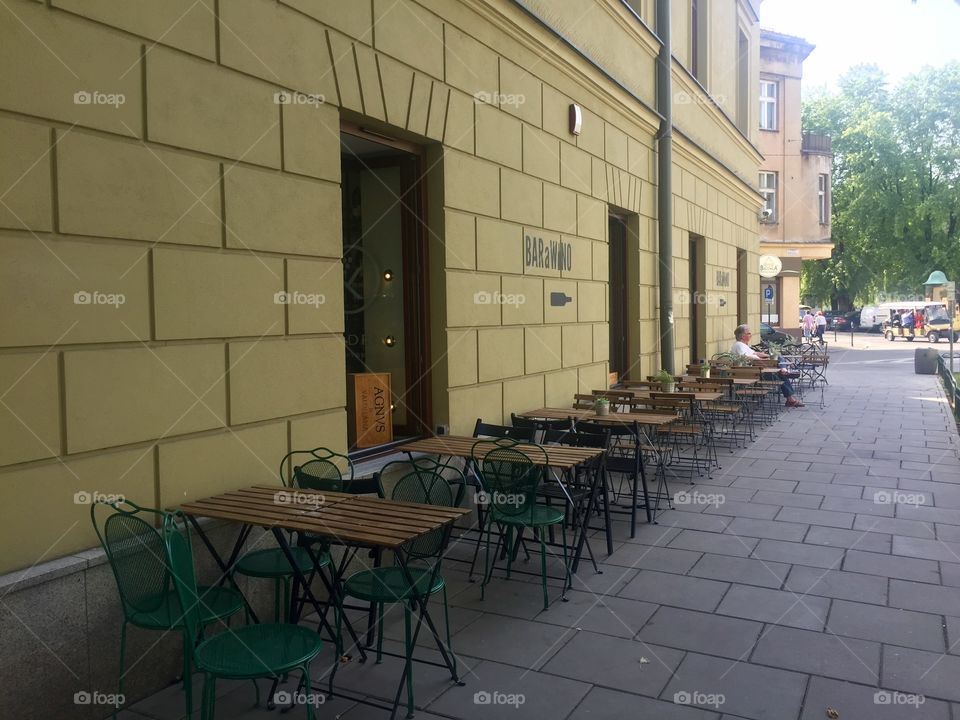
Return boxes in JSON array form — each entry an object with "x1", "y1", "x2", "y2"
[
  {"x1": 90, "y1": 499, "x2": 246, "y2": 719},
  {"x1": 163, "y1": 511, "x2": 324, "y2": 720},
  {"x1": 335, "y1": 461, "x2": 465, "y2": 719},
  {"x1": 232, "y1": 448, "x2": 355, "y2": 623},
  {"x1": 474, "y1": 438, "x2": 571, "y2": 610}
]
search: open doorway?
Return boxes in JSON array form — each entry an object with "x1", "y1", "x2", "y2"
[
  {"x1": 608, "y1": 214, "x2": 629, "y2": 382},
  {"x1": 689, "y1": 234, "x2": 706, "y2": 361},
  {"x1": 341, "y1": 128, "x2": 430, "y2": 451}
]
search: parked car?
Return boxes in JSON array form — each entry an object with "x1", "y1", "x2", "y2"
[
  {"x1": 760, "y1": 322, "x2": 792, "y2": 345},
  {"x1": 831, "y1": 314, "x2": 849, "y2": 331}
]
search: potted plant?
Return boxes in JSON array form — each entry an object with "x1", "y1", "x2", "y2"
[
  {"x1": 701, "y1": 363, "x2": 711, "y2": 379},
  {"x1": 594, "y1": 397, "x2": 610, "y2": 416},
  {"x1": 654, "y1": 369, "x2": 675, "y2": 393}
]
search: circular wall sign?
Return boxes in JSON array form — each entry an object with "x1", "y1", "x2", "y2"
[{"x1": 758, "y1": 255, "x2": 782, "y2": 278}]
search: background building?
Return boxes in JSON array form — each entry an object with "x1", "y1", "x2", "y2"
[
  {"x1": 757, "y1": 29, "x2": 833, "y2": 327},
  {"x1": 0, "y1": 1, "x2": 763, "y2": 715}
]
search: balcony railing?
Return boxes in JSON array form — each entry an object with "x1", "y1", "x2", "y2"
[{"x1": 801, "y1": 133, "x2": 832, "y2": 154}]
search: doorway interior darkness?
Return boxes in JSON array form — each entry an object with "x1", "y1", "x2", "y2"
[
  {"x1": 341, "y1": 128, "x2": 430, "y2": 447},
  {"x1": 689, "y1": 234, "x2": 706, "y2": 362},
  {"x1": 608, "y1": 215, "x2": 629, "y2": 381}
]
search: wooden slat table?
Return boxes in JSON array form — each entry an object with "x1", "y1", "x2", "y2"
[
  {"x1": 518, "y1": 407, "x2": 678, "y2": 426},
  {"x1": 515, "y1": 409, "x2": 677, "y2": 534},
  {"x1": 176, "y1": 484, "x2": 468, "y2": 660},
  {"x1": 399, "y1": 434, "x2": 607, "y2": 572},
  {"x1": 399, "y1": 435, "x2": 602, "y2": 468},
  {"x1": 681, "y1": 375, "x2": 758, "y2": 386},
  {"x1": 628, "y1": 389, "x2": 724, "y2": 402}
]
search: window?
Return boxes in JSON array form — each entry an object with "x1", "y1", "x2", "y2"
[
  {"x1": 818, "y1": 173, "x2": 829, "y2": 224},
  {"x1": 759, "y1": 80, "x2": 777, "y2": 130},
  {"x1": 759, "y1": 172, "x2": 777, "y2": 222},
  {"x1": 690, "y1": 0, "x2": 707, "y2": 85}
]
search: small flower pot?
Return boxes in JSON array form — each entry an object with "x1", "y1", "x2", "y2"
[
  {"x1": 702, "y1": 366, "x2": 711, "y2": 379},
  {"x1": 595, "y1": 401, "x2": 610, "y2": 416},
  {"x1": 662, "y1": 381, "x2": 675, "y2": 393}
]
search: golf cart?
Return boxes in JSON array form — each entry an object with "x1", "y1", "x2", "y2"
[{"x1": 883, "y1": 306, "x2": 959, "y2": 343}]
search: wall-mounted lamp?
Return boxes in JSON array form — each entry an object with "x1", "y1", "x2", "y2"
[
  {"x1": 383, "y1": 269, "x2": 394, "y2": 281},
  {"x1": 569, "y1": 103, "x2": 582, "y2": 135},
  {"x1": 383, "y1": 335, "x2": 396, "y2": 347},
  {"x1": 718, "y1": 298, "x2": 727, "y2": 307}
]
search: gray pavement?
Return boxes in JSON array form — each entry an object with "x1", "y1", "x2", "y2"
[{"x1": 119, "y1": 345, "x2": 960, "y2": 720}]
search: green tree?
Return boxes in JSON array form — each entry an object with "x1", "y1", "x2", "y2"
[{"x1": 801, "y1": 62, "x2": 960, "y2": 309}]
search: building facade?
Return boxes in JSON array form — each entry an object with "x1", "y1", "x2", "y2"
[
  {"x1": 0, "y1": 1, "x2": 764, "y2": 715},
  {"x1": 757, "y1": 29, "x2": 833, "y2": 327}
]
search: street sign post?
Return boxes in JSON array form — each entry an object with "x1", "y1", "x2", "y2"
[{"x1": 763, "y1": 284, "x2": 776, "y2": 325}]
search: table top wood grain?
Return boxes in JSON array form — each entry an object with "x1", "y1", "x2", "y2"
[
  {"x1": 399, "y1": 434, "x2": 603, "y2": 469},
  {"x1": 177, "y1": 485, "x2": 468, "y2": 549},
  {"x1": 518, "y1": 407, "x2": 678, "y2": 426}
]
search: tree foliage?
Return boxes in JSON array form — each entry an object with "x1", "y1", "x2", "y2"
[{"x1": 801, "y1": 62, "x2": 960, "y2": 309}]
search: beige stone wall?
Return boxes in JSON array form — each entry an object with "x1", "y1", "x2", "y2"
[{"x1": 0, "y1": 0, "x2": 761, "y2": 575}]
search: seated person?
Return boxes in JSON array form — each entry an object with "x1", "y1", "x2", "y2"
[{"x1": 731, "y1": 324, "x2": 804, "y2": 408}]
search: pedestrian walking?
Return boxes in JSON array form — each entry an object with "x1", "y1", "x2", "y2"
[
  {"x1": 802, "y1": 310, "x2": 815, "y2": 342},
  {"x1": 814, "y1": 310, "x2": 827, "y2": 341}
]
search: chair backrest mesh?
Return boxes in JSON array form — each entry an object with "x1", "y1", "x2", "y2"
[
  {"x1": 295, "y1": 458, "x2": 343, "y2": 491},
  {"x1": 103, "y1": 512, "x2": 169, "y2": 618},
  {"x1": 479, "y1": 446, "x2": 540, "y2": 520},
  {"x1": 392, "y1": 470, "x2": 456, "y2": 561}
]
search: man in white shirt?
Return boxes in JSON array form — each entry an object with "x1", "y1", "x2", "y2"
[
  {"x1": 731, "y1": 325, "x2": 804, "y2": 408},
  {"x1": 814, "y1": 311, "x2": 827, "y2": 341}
]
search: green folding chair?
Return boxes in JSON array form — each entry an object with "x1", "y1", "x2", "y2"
[
  {"x1": 232, "y1": 448, "x2": 355, "y2": 623},
  {"x1": 91, "y1": 499, "x2": 246, "y2": 720},
  {"x1": 334, "y1": 461, "x2": 465, "y2": 719},
  {"x1": 474, "y1": 438, "x2": 571, "y2": 610},
  {"x1": 163, "y1": 510, "x2": 324, "y2": 720}
]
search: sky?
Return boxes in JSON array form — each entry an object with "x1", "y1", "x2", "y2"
[{"x1": 759, "y1": 0, "x2": 960, "y2": 94}]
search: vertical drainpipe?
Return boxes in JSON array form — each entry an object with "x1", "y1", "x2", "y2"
[{"x1": 656, "y1": 0, "x2": 675, "y2": 373}]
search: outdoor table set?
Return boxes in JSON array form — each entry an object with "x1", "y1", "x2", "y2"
[
  {"x1": 398, "y1": 434, "x2": 608, "y2": 577},
  {"x1": 175, "y1": 484, "x2": 468, "y2": 719}
]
